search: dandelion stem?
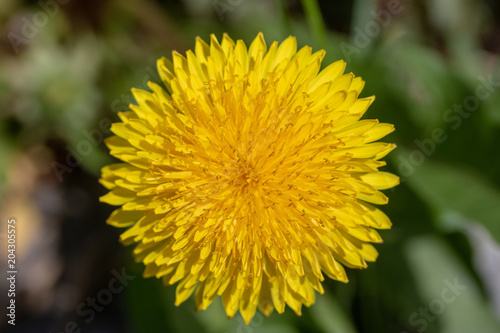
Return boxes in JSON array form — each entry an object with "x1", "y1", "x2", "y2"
[{"x1": 301, "y1": 0, "x2": 327, "y2": 49}]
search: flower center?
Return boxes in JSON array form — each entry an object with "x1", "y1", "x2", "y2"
[{"x1": 243, "y1": 169, "x2": 260, "y2": 186}]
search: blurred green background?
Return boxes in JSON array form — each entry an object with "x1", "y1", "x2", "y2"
[{"x1": 1, "y1": 0, "x2": 500, "y2": 332}]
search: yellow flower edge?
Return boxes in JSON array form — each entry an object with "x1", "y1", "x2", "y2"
[{"x1": 100, "y1": 32, "x2": 399, "y2": 324}]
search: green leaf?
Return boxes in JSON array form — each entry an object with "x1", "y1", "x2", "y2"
[
  {"x1": 310, "y1": 295, "x2": 357, "y2": 333},
  {"x1": 399, "y1": 151, "x2": 500, "y2": 243},
  {"x1": 124, "y1": 270, "x2": 170, "y2": 332},
  {"x1": 405, "y1": 236, "x2": 500, "y2": 333},
  {"x1": 382, "y1": 43, "x2": 458, "y2": 133}
]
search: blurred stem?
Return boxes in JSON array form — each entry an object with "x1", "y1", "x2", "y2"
[
  {"x1": 277, "y1": 0, "x2": 293, "y2": 35},
  {"x1": 300, "y1": 0, "x2": 327, "y2": 49}
]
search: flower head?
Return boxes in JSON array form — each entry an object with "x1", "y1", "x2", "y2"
[{"x1": 100, "y1": 32, "x2": 398, "y2": 324}]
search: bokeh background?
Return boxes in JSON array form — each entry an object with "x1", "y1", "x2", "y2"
[{"x1": 1, "y1": 0, "x2": 500, "y2": 332}]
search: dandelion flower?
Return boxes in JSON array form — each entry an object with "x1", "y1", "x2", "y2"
[{"x1": 100, "y1": 32, "x2": 399, "y2": 324}]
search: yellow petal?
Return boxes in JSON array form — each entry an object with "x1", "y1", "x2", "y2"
[
  {"x1": 349, "y1": 96, "x2": 375, "y2": 116},
  {"x1": 272, "y1": 35, "x2": 297, "y2": 69},
  {"x1": 106, "y1": 208, "x2": 143, "y2": 228},
  {"x1": 157, "y1": 56, "x2": 175, "y2": 92},
  {"x1": 99, "y1": 188, "x2": 136, "y2": 205},
  {"x1": 248, "y1": 32, "x2": 266, "y2": 69},
  {"x1": 175, "y1": 276, "x2": 197, "y2": 305},
  {"x1": 359, "y1": 172, "x2": 400, "y2": 190}
]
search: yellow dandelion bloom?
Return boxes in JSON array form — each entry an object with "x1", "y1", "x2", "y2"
[{"x1": 100, "y1": 32, "x2": 398, "y2": 324}]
